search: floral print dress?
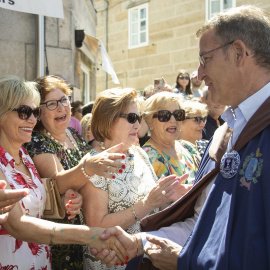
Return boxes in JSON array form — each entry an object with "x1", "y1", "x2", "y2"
[
  {"x1": 142, "y1": 140, "x2": 198, "y2": 185},
  {"x1": 25, "y1": 128, "x2": 91, "y2": 270},
  {"x1": 0, "y1": 145, "x2": 51, "y2": 270}
]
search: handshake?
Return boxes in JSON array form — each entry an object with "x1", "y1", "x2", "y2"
[{"x1": 89, "y1": 226, "x2": 182, "y2": 270}]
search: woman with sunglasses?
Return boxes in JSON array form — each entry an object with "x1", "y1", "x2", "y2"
[
  {"x1": 25, "y1": 76, "x2": 125, "y2": 269},
  {"x1": 142, "y1": 92, "x2": 198, "y2": 185},
  {"x1": 173, "y1": 70, "x2": 192, "y2": 97},
  {"x1": 179, "y1": 99, "x2": 209, "y2": 158},
  {"x1": 82, "y1": 88, "x2": 187, "y2": 270},
  {"x1": 0, "y1": 76, "x2": 128, "y2": 269}
]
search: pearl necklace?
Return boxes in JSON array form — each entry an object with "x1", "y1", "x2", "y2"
[
  {"x1": 98, "y1": 142, "x2": 134, "y2": 166},
  {"x1": 46, "y1": 129, "x2": 83, "y2": 159}
]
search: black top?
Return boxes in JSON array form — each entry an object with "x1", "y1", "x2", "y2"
[{"x1": 202, "y1": 115, "x2": 225, "y2": 140}]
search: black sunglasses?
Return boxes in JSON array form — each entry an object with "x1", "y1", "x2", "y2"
[
  {"x1": 186, "y1": 116, "x2": 207, "y2": 124},
  {"x1": 153, "y1": 109, "x2": 185, "y2": 122},
  {"x1": 179, "y1": 76, "x2": 189, "y2": 80},
  {"x1": 120, "y1": 113, "x2": 141, "y2": 124},
  {"x1": 12, "y1": 105, "x2": 41, "y2": 120}
]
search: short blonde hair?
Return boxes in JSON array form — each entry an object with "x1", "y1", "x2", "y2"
[
  {"x1": 182, "y1": 99, "x2": 208, "y2": 118},
  {"x1": 142, "y1": 92, "x2": 184, "y2": 124},
  {"x1": 91, "y1": 88, "x2": 138, "y2": 141},
  {"x1": 0, "y1": 75, "x2": 40, "y2": 124},
  {"x1": 80, "y1": 113, "x2": 92, "y2": 142}
]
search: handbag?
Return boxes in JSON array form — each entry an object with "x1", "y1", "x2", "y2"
[{"x1": 41, "y1": 178, "x2": 65, "y2": 219}]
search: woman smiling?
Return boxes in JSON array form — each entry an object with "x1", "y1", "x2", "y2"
[{"x1": 142, "y1": 92, "x2": 198, "y2": 185}]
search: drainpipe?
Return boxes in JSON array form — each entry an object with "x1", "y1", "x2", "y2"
[
  {"x1": 37, "y1": 15, "x2": 45, "y2": 77},
  {"x1": 104, "y1": 0, "x2": 108, "y2": 89}
]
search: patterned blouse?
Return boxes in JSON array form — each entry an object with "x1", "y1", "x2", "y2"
[
  {"x1": 142, "y1": 140, "x2": 198, "y2": 185},
  {"x1": 85, "y1": 146, "x2": 159, "y2": 270},
  {"x1": 0, "y1": 145, "x2": 51, "y2": 269},
  {"x1": 25, "y1": 128, "x2": 91, "y2": 270}
]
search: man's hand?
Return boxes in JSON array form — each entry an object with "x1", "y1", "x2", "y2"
[
  {"x1": 90, "y1": 226, "x2": 139, "y2": 268},
  {"x1": 145, "y1": 235, "x2": 182, "y2": 270}
]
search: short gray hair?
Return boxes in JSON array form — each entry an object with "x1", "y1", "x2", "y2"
[
  {"x1": 0, "y1": 76, "x2": 40, "y2": 124},
  {"x1": 196, "y1": 5, "x2": 270, "y2": 70}
]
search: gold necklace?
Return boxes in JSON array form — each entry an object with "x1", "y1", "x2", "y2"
[{"x1": 15, "y1": 156, "x2": 23, "y2": 166}]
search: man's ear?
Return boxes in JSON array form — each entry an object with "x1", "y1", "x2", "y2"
[{"x1": 232, "y1": 40, "x2": 249, "y2": 67}]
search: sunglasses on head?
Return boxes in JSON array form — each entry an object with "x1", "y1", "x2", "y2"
[
  {"x1": 153, "y1": 109, "x2": 185, "y2": 122},
  {"x1": 185, "y1": 116, "x2": 207, "y2": 124},
  {"x1": 179, "y1": 76, "x2": 189, "y2": 80},
  {"x1": 12, "y1": 105, "x2": 41, "y2": 120},
  {"x1": 120, "y1": 113, "x2": 141, "y2": 124}
]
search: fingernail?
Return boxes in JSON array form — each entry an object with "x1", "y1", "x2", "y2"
[
  {"x1": 119, "y1": 169, "x2": 123, "y2": 173},
  {"x1": 112, "y1": 175, "x2": 116, "y2": 179},
  {"x1": 66, "y1": 204, "x2": 70, "y2": 208},
  {"x1": 68, "y1": 216, "x2": 71, "y2": 220},
  {"x1": 115, "y1": 263, "x2": 119, "y2": 266},
  {"x1": 126, "y1": 256, "x2": 129, "y2": 260},
  {"x1": 67, "y1": 211, "x2": 70, "y2": 214},
  {"x1": 121, "y1": 155, "x2": 125, "y2": 159},
  {"x1": 71, "y1": 193, "x2": 75, "y2": 197},
  {"x1": 125, "y1": 261, "x2": 128, "y2": 265},
  {"x1": 68, "y1": 200, "x2": 72, "y2": 204},
  {"x1": 122, "y1": 164, "x2": 126, "y2": 169},
  {"x1": 121, "y1": 263, "x2": 124, "y2": 266}
]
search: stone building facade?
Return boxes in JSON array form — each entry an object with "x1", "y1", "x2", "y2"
[
  {"x1": 95, "y1": 0, "x2": 270, "y2": 93},
  {"x1": 0, "y1": 0, "x2": 98, "y2": 103}
]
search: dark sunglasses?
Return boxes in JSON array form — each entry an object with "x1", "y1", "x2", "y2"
[
  {"x1": 12, "y1": 105, "x2": 41, "y2": 120},
  {"x1": 40, "y1": 95, "x2": 71, "y2": 111},
  {"x1": 153, "y1": 109, "x2": 185, "y2": 122},
  {"x1": 186, "y1": 116, "x2": 207, "y2": 124},
  {"x1": 179, "y1": 76, "x2": 189, "y2": 80},
  {"x1": 120, "y1": 113, "x2": 141, "y2": 124}
]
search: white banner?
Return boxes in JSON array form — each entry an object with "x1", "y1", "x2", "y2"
[{"x1": 0, "y1": 0, "x2": 64, "y2": 18}]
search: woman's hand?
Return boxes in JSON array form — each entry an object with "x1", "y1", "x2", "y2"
[
  {"x1": 0, "y1": 180, "x2": 29, "y2": 223},
  {"x1": 88, "y1": 227, "x2": 130, "y2": 266},
  {"x1": 83, "y1": 143, "x2": 126, "y2": 179},
  {"x1": 169, "y1": 173, "x2": 192, "y2": 202},
  {"x1": 90, "y1": 226, "x2": 138, "y2": 268},
  {"x1": 143, "y1": 175, "x2": 180, "y2": 209},
  {"x1": 63, "y1": 189, "x2": 82, "y2": 220}
]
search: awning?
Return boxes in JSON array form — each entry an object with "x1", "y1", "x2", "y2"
[
  {"x1": 83, "y1": 34, "x2": 120, "y2": 85},
  {"x1": 0, "y1": 0, "x2": 64, "y2": 18}
]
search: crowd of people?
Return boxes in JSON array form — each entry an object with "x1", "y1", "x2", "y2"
[{"x1": 0, "y1": 4, "x2": 269, "y2": 270}]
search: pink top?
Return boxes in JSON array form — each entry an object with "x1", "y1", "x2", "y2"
[{"x1": 68, "y1": 116, "x2": 82, "y2": 134}]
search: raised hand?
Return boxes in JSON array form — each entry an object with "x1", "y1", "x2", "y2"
[
  {"x1": 90, "y1": 226, "x2": 140, "y2": 268},
  {"x1": 82, "y1": 143, "x2": 125, "y2": 179},
  {"x1": 0, "y1": 180, "x2": 29, "y2": 224},
  {"x1": 63, "y1": 189, "x2": 82, "y2": 220},
  {"x1": 145, "y1": 235, "x2": 182, "y2": 270}
]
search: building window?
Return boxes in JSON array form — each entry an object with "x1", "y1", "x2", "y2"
[
  {"x1": 80, "y1": 63, "x2": 90, "y2": 104},
  {"x1": 128, "y1": 3, "x2": 148, "y2": 49},
  {"x1": 206, "y1": 0, "x2": 236, "y2": 20}
]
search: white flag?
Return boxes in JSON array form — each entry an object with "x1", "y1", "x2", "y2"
[{"x1": 0, "y1": 0, "x2": 64, "y2": 18}]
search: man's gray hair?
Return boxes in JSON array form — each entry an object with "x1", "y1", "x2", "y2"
[{"x1": 196, "y1": 5, "x2": 270, "y2": 70}]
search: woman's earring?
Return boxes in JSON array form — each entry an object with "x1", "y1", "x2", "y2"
[{"x1": 149, "y1": 127, "x2": 152, "y2": 131}]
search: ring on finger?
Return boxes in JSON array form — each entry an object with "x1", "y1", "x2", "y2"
[
  {"x1": 161, "y1": 190, "x2": 166, "y2": 196},
  {"x1": 107, "y1": 165, "x2": 111, "y2": 170}
]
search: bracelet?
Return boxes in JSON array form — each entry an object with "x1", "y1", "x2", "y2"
[
  {"x1": 131, "y1": 204, "x2": 139, "y2": 221},
  {"x1": 49, "y1": 225, "x2": 56, "y2": 246},
  {"x1": 133, "y1": 234, "x2": 139, "y2": 257},
  {"x1": 81, "y1": 159, "x2": 91, "y2": 179}
]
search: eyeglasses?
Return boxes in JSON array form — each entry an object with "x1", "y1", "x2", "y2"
[
  {"x1": 40, "y1": 96, "x2": 71, "y2": 111},
  {"x1": 185, "y1": 116, "x2": 207, "y2": 124},
  {"x1": 179, "y1": 76, "x2": 189, "y2": 80},
  {"x1": 120, "y1": 113, "x2": 141, "y2": 124},
  {"x1": 12, "y1": 105, "x2": 41, "y2": 120},
  {"x1": 199, "y1": 40, "x2": 234, "y2": 68},
  {"x1": 153, "y1": 110, "x2": 185, "y2": 122}
]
